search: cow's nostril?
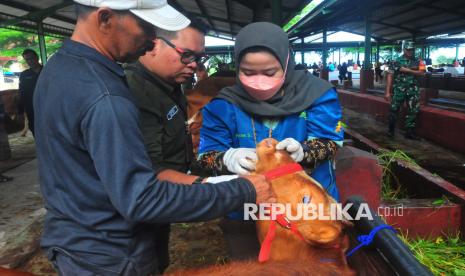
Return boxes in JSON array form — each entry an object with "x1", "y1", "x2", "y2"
[{"x1": 317, "y1": 227, "x2": 338, "y2": 242}]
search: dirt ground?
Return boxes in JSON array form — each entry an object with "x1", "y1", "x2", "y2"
[
  {"x1": 19, "y1": 220, "x2": 229, "y2": 275},
  {"x1": 0, "y1": 132, "x2": 35, "y2": 173},
  {"x1": 165, "y1": 221, "x2": 229, "y2": 272}
]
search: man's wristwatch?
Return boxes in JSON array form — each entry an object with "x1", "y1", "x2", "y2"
[{"x1": 192, "y1": 176, "x2": 205, "y2": 185}]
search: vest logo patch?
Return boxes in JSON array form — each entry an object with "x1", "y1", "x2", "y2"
[
  {"x1": 335, "y1": 121, "x2": 343, "y2": 133},
  {"x1": 235, "y1": 133, "x2": 252, "y2": 138},
  {"x1": 167, "y1": 105, "x2": 179, "y2": 121}
]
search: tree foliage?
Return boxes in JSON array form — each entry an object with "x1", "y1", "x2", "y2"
[
  {"x1": 284, "y1": 0, "x2": 323, "y2": 32},
  {"x1": 206, "y1": 54, "x2": 234, "y2": 75},
  {"x1": 435, "y1": 55, "x2": 455, "y2": 65},
  {"x1": 0, "y1": 29, "x2": 64, "y2": 66}
]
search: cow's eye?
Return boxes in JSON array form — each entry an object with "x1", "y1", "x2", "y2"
[{"x1": 302, "y1": 195, "x2": 311, "y2": 204}]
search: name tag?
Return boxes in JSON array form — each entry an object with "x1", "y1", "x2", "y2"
[{"x1": 167, "y1": 105, "x2": 178, "y2": 121}]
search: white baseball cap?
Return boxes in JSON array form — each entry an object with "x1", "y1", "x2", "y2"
[{"x1": 73, "y1": 0, "x2": 190, "y2": 31}]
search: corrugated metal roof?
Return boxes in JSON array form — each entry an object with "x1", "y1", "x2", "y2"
[
  {"x1": 0, "y1": 0, "x2": 307, "y2": 39},
  {"x1": 289, "y1": 0, "x2": 465, "y2": 43},
  {"x1": 2, "y1": 0, "x2": 464, "y2": 43},
  {"x1": 0, "y1": 0, "x2": 75, "y2": 37}
]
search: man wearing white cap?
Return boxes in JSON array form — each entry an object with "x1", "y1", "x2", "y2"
[{"x1": 33, "y1": 1, "x2": 275, "y2": 275}]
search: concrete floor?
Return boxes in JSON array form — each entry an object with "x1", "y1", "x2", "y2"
[{"x1": 0, "y1": 132, "x2": 44, "y2": 270}]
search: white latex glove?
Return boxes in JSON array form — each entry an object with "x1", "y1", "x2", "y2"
[
  {"x1": 223, "y1": 148, "x2": 257, "y2": 175},
  {"x1": 276, "y1": 138, "x2": 304, "y2": 162},
  {"x1": 205, "y1": 175, "x2": 239, "y2": 184}
]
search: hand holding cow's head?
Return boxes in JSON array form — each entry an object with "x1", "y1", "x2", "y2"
[{"x1": 255, "y1": 138, "x2": 292, "y2": 172}]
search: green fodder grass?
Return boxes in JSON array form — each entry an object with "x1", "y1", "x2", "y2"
[
  {"x1": 400, "y1": 233, "x2": 465, "y2": 276},
  {"x1": 377, "y1": 149, "x2": 417, "y2": 200}
]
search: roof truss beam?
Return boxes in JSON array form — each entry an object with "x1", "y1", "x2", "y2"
[
  {"x1": 0, "y1": 0, "x2": 73, "y2": 28},
  {"x1": 194, "y1": 0, "x2": 216, "y2": 34},
  {"x1": 0, "y1": 0, "x2": 74, "y2": 26},
  {"x1": 188, "y1": 11, "x2": 247, "y2": 27},
  {"x1": 418, "y1": 3, "x2": 465, "y2": 18},
  {"x1": 225, "y1": 0, "x2": 234, "y2": 37},
  {"x1": 371, "y1": 20, "x2": 422, "y2": 35},
  {"x1": 379, "y1": 13, "x2": 465, "y2": 39},
  {"x1": 374, "y1": 0, "x2": 434, "y2": 22}
]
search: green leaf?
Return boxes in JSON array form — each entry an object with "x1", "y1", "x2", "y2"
[{"x1": 432, "y1": 199, "x2": 445, "y2": 206}]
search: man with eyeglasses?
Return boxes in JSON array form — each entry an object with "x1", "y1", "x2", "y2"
[
  {"x1": 124, "y1": 18, "x2": 210, "y2": 272},
  {"x1": 33, "y1": 0, "x2": 275, "y2": 275}
]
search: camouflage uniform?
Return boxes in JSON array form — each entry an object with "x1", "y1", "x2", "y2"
[{"x1": 389, "y1": 55, "x2": 420, "y2": 129}]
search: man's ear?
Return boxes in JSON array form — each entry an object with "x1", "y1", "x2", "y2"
[
  {"x1": 147, "y1": 38, "x2": 161, "y2": 57},
  {"x1": 96, "y1": 8, "x2": 115, "y2": 34}
]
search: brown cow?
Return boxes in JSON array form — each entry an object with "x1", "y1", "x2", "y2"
[
  {"x1": 254, "y1": 139, "x2": 353, "y2": 272},
  {"x1": 170, "y1": 259, "x2": 352, "y2": 276},
  {"x1": 0, "y1": 89, "x2": 19, "y2": 119},
  {"x1": 185, "y1": 77, "x2": 235, "y2": 155},
  {"x1": 167, "y1": 138, "x2": 355, "y2": 275},
  {"x1": 0, "y1": 267, "x2": 35, "y2": 276},
  {"x1": 0, "y1": 89, "x2": 26, "y2": 133}
]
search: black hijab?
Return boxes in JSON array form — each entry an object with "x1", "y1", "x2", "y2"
[{"x1": 217, "y1": 22, "x2": 333, "y2": 117}]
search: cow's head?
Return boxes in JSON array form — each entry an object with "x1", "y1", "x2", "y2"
[{"x1": 255, "y1": 138, "x2": 350, "y2": 248}]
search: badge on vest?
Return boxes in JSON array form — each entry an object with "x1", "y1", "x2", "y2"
[{"x1": 167, "y1": 105, "x2": 179, "y2": 121}]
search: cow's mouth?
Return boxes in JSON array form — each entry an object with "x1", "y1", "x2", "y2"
[{"x1": 298, "y1": 225, "x2": 342, "y2": 247}]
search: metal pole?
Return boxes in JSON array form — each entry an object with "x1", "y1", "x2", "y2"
[
  {"x1": 37, "y1": 21, "x2": 47, "y2": 65},
  {"x1": 456, "y1": 44, "x2": 459, "y2": 60},
  {"x1": 364, "y1": 15, "x2": 372, "y2": 69},
  {"x1": 229, "y1": 46, "x2": 233, "y2": 63},
  {"x1": 346, "y1": 197, "x2": 434, "y2": 276},
  {"x1": 271, "y1": 0, "x2": 282, "y2": 25},
  {"x1": 323, "y1": 28, "x2": 327, "y2": 68},
  {"x1": 301, "y1": 38, "x2": 305, "y2": 65},
  {"x1": 339, "y1": 47, "x2": 341, "y2": 65},
  {"x1": 376, "y1": 43, "x2": 380, "y2": 63}
]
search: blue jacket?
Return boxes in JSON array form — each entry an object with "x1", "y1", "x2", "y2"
[
  {"x1": 199, "y1": 88, "x2": 343, "y2": 200},
  {"x1": 33, "y1": 40, "x2": 256, "y2": 275}
]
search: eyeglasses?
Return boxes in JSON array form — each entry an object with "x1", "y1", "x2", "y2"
[{"x1": 158, "y1": 37, "x2": 210, "y2": 65}]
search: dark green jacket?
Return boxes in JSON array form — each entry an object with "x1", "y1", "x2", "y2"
[{"x1": 125, "y1": 62, "x2": 192, "y2": 174}]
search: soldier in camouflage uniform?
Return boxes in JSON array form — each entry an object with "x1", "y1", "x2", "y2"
[{"x1": 385, "y1": 40, "x2": 424, "y2": 140}]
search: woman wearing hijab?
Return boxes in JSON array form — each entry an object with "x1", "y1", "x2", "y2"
[{"x1": 197, "y1": 22, "x2": 343, "y2": 200}]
